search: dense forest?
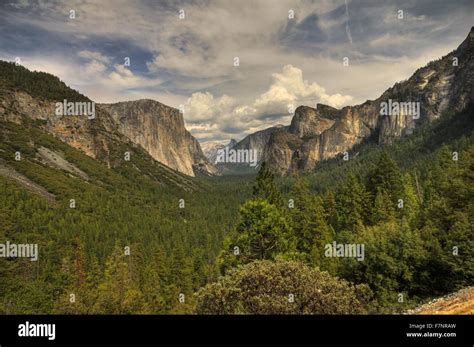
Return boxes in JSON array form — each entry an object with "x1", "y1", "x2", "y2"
[{"x1": 0, "y1": 118, "x2": 252, "y2": 313}]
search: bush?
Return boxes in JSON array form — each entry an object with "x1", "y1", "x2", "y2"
[{"x1": 195, "y1": 260, "x2": 372, "y2": 314}]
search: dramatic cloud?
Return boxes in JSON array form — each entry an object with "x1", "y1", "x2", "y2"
[
  {"x1": 184, "y1": 64, "x2": 353, "y2": 141},
  {"x1": 0, "y1": 0, "x2": 472, "y2": 143}
]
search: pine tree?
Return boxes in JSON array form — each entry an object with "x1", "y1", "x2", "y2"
[
  {"x1": 169, "y1": 245, "x2": 194, "y2": 300},
  {"x1": 140, "y1": 264, "x2": 165, "y2": 313},
  {"x1": 372, "y1": 187, "x2": 395, "y2": 224},
  {"x1": 289, "y1": 176, "x2": 334, "y2": 267},
  {"x1": 335, "y1": 173, "x2": 369, "y2": 232},
  {"x1": 252, "y1": 162, "x2": 283, "y2": 207},
  {"x1": 290, "y1": 176, "x2": 316, "y2": 253},
  {"x1": 324, "y1": 191, "x2": 338, "y2": 230},
  {"x1": 219, "y1": 199, "x2": 295, "y2": 272},
  {"x1": 367, "y1": 152, "x2": 404, "y2": 205},
  {"x1": 94, "y1": 243, "x2": 146, "y2": 314},
  {"x1": 400, "y1": 173, "x2": 420, "y2": 225}
]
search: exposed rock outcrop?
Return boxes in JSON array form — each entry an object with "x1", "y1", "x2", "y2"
[{"x1": 0, "y1": 88, "x2": 122, "y2": 167}]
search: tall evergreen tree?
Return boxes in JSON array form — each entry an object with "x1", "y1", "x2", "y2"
[
  {"x1": 400, "y1": 173, "x2": 420, "y2": 225},
  {"x1": 367, "y1": 152, "x2": 404, "y2": 206},
  {"x1": 335, "y1": 173, "x2": 370, "y2": 232},
  {"x1": 252, "y1": 162, "x2": 283, "y2": 207},
  {"x1": 219, "y1": 199, "x2": 295, "y2": 273},
  {"x1": 94, "y1": 243, "x2": 146, "y2": 314},
  {"x1": 372, "y1": 187, "x2": 396, "y2": 224},
  {"x1": 290, "y1": 176, "x2": 333, "y2": 266}
]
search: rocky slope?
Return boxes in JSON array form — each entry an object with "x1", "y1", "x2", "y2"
[
  {"x1": 101, "y1": 100, "x2": 216, "y2": 177},
  {"x1": 261, "y1": 27, "x2": 474, "y2": 175},
  {"x1": 0, "y1": 87, "x2": 123, "y2": 169},
  {"x1": 406, "y1": 287, "x2": 474, "y2": 314}
]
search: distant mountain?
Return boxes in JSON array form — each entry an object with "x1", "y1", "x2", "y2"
[
  {"x1": 0, "y1": 61, "x2": 215, "y2": 178},
  {"x1": 201, "y1": 139, "x2": 236, "y2": 165},
  {"x1": 253, "y1": 27, "x2": 474, "y2": 175},
  {"x1": 233, "y1": 125, "x2": 287, "y2": 161},
  {"x1": 207, "y1": 125, "x2": 287, "y2": 175}
]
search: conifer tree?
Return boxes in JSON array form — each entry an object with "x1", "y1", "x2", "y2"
[
  {"x1": 367, "y1": 152, "x2": 404, "y2": 205},
  {"x1": 94, "y1": 243, "x2": 146, "y2": 314},
  {"x1": 372, "y1": 187, "x2": 395, "y2": 224},
  {"x1": 400, "y1": 173, "x2": 420, "y2": 225},
  {"x1": 170, "y1": 245, "x2": 194, "y2": 296},
  {"x1": 335, "y1": 173, "x2": 369, "y2": 232},
  {"x1": 252, "y1": 162, "x2": 283, "y2": 207},
  {"x1": 289, "y1": 176, "x2": 334, "y2": 266},
  {"x1": 324, "y1": 191, "x2": 338, "y2": 230},
  {"x1": 219, "y1": 199, "x2": 295, "y2": 272}
]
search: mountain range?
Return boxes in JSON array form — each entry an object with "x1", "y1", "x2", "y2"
[
  {"x1": 229, "y1": 26, "x2": 474, "y2": 175},
  {"x1": 0, "y1": 27, "x2": 473, "y2": 180}
]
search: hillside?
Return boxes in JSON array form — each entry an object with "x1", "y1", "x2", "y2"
[
  {"x1": 408, "y1": 287, "x2": 474, "y2": 314},
  {"x1": 0, "y1": 117, "x2": 252, "y2": 313}
]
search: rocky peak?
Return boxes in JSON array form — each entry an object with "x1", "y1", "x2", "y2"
[
  {"x1": 315, "y1": 103, "x2": 341, "y2": 119},
  {"x1": 459, "y1": 26, "x2": 474, "y2": 50},
  {"x1": 234, "y1": 125, "x2": 289, "y2": 161},
  {"x1": 289, "y1": 105, "x2": 336, "y2": 137},
  {"x1": 0, "y1": 62, "x2": 216, "y2": 177}
]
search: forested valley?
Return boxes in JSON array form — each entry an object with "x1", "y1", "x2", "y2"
[{"x1": 1, "y1": 101, "x2": 472, "y2": 314}]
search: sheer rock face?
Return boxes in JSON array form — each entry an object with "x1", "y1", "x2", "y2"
[
  {"x1": 100, "y1": 100, "x2": 216, "y2": 177},
  {"x1": 262, "y1": 27, "x2": 474, "y2": 175},
  {"x1": 262, "y1": 129, "x2": 302, "y2": 176}
]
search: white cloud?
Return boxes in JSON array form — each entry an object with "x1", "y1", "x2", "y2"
[
  {"x1": 254, "y1": 64, "x2": 352, "y2": 112},
  {"x1": 78, "y1": 50, "x2": 110, "y2": 63},
  {"x1": 185, "y1": 64, "x2": 353, "y2": 141},
  {"x1": 185, "y1": 92, "x2": 236, "y2": 122},
  {"x1": 12, "y1": 52, "x2": 163, "y2": 103},
  {"x1": 84, "y1": 60, "x2": 107, "y2": 74}
]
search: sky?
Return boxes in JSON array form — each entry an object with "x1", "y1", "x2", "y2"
[{"x1": 0, "y1": 0, "x2": 473, "y2": 143}]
